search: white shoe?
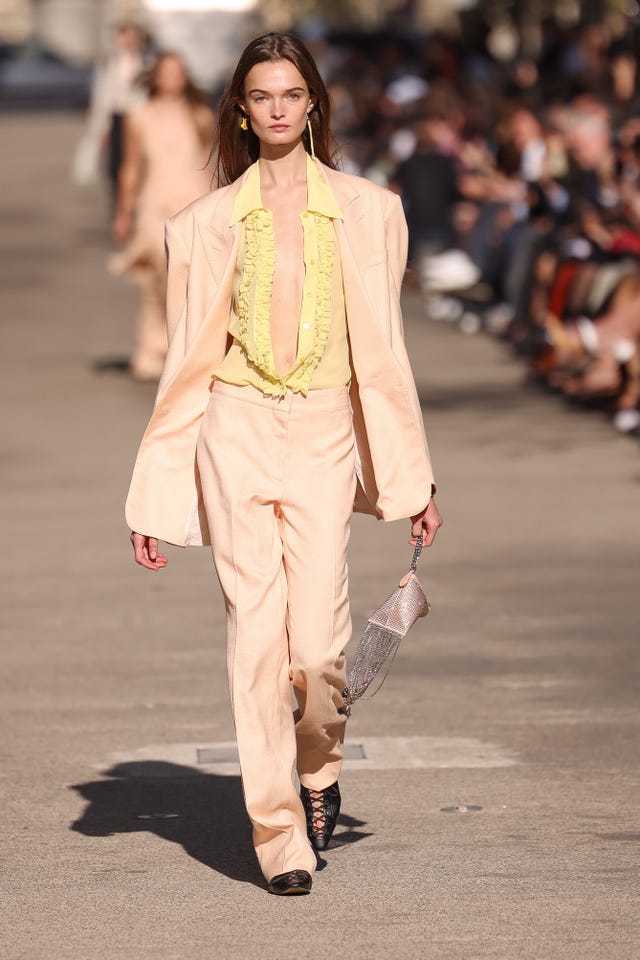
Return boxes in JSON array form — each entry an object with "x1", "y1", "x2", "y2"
[{"x1": 613, "y1": 409, "x2": 640, "y2": 433}]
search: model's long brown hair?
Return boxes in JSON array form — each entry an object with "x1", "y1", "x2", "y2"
[{"x1": 214, "y1": 33, "x2": 339, "y2": 186}]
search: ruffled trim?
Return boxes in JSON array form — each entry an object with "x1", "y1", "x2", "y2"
[
  {"x1": 287, "y1": 213, "x2": 335, "y2": 396},
  {"x1": 236, "y1": 209, "x2": 284, "y2": 394},
  {"x1": 234, "y1": 209, "x2": 337, "y2": 398}
]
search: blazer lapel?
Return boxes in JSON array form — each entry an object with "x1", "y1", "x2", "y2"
[
  {"x1": 196, "y1": 174, "x2": 246, "y2": 285},
  {"x1": 198, "y1": 220, "x2": 237, "y2": 286},
  {"x1": 321, "y1": 162, "x2": 365, "y2": 225}
]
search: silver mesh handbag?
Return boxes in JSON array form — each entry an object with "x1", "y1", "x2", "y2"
[{"x1": 342, "y1": 536, "x2": 430, "y2": 711}]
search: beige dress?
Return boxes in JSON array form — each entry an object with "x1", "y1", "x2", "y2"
[{"x1": 112, "y1": 98, "x2": 212, "y2": 380}]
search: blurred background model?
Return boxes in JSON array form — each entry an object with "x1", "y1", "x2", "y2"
[{"x1": 109, "y1": 51, "x2": 214, "y2": 381}]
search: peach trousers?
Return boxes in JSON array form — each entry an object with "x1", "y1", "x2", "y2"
[{"x1": 196, "y1": 380, "x2": 356, "y2": 881}]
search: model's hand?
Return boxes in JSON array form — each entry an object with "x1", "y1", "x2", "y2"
[
  {"x1": 130, "y1": 531, "x2": 168, "y2": 570},
  {"x1": 409, "y1": 498, "x2": 443, "y2": 547}
]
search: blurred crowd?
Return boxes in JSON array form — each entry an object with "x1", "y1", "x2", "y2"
[
  {"x1": 83, "y1": 16, "x2": 640, "y2": 435},
  {"x1": 313, "y1": 18, "x2": 640, "y2": 436}
]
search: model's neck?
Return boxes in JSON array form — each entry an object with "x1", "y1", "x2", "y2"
[{"x1": 258, "y1": 142, "x2": 309, "y2": 188}]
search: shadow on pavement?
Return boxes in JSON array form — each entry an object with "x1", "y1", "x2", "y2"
[
  {"x1": 92, "y1": 355, "x2": 132, "y2": 375},
  {"x1": 70, "y1": 761, "x2": 371, "y2": 890}
]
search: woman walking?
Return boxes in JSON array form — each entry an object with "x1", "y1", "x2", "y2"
[
  {"x1": 111, "y1": 52, "x2": 214, "y2": 381},
  {"x1": 127, "y1": 33, "x2": 441, "y2": 895}
]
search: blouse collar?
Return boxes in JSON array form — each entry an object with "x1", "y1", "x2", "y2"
[{"x1": 229, "y1": 153, "x2": 344, "y2": 225}]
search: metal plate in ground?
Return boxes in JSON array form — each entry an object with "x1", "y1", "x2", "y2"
[
  {"x1": 196, "y1": 742, "x2": 366, "y2": 765},
  {"x1": 103, "y1": 736, "x2": 517, "y2": 777}
]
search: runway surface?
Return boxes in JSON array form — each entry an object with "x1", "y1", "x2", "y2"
[{"x1": 1, "y1": 114, "x2": 639, "y2": 959}]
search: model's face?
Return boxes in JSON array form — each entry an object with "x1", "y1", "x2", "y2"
[
  {"x1": 154, "y1": 56, "x2": 188, "y2": 96},
  {"x1": 116, "y1": 25, "x2": 141, "y2": 53},
  {"x1": 239, "y1": 60, "x2": 315, "y2": 150}
]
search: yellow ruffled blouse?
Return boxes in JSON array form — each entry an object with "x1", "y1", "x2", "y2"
[{"x1": 212, "y1": 155, "x2": 351, "y2": 397}]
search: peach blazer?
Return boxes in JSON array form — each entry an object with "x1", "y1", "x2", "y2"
[{"x1": 125, "y1": 159, "x2": 435, "y2": 547}]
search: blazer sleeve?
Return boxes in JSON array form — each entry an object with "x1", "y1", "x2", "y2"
[
  {"x1": 384, "y1": 191, "x2": 409, "y2": 305},
  {"x1": 164, "y1": 216, "x2": 193, "y2": 347},
  {"x1": 155, "y1": 214, "x2": 193, "y2": 399},
  {"x1": 382, "y1": 190, "x2": 437, "y2": 494}
]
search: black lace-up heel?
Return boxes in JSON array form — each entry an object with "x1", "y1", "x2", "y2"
[{"x1": 300, "y1": 781, "x2": 341, "y2": 851}]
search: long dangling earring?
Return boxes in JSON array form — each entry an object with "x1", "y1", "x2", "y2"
[
  {"x1": 307, "y1": 113, "x2": 315, "y2": 158},
  {"x1": 240, "y1": 115, "x2": 248, "y2": 131}
]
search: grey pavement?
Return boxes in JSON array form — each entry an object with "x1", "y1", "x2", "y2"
[{"x1": 1, "y1": 114, "x2": 639, "y2": 960}]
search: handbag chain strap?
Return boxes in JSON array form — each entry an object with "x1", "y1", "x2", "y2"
[{"x1": 410, "y1": 534, "x2": 424, "y2": 571}]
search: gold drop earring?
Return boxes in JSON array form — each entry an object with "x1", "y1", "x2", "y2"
[
  {"x1": 307, "y1": 113, "x2": 315, "y2": 158},
  {"x1": 240, "y1": 115, "x2": 248, "y2": 131}
]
